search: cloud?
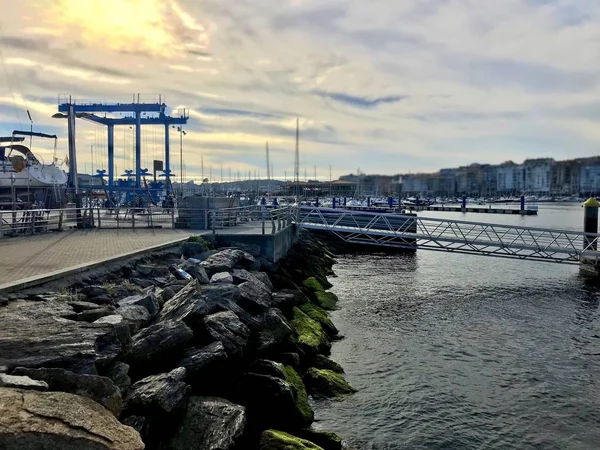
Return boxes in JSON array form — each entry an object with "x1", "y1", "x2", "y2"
[
  {"x1": 315, "y1": 91, "x2": 406, "y2": 109},
  {"x1": 1, "y1": 0, "x2": 600, "y2": 179}
]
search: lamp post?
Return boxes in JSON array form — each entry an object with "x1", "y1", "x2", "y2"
[{"x1": 172, "y1": 126, "x2": 186, "y2": 196}]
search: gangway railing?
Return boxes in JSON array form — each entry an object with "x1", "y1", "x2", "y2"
[{"x1": 296, "y1": 207, "x2": 600, "y2": 264}]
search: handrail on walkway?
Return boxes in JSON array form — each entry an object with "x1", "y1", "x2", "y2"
[{"x1": 295, "y1": 207, "x2": 600, "y2": 264}]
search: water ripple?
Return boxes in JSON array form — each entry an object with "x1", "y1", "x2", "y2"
[{"x1": 313, "y1": 212, "x2": 600, "y2": 450}]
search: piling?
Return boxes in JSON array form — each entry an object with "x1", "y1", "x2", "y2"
[
  {"x1": 461, "y1": 196, "x2": 466, "y2": 213},
  {"x1": 520, "y1": 195, "x2": 525, "y2": 213},
  {"x1": 367, "y1": 197, "x2": 371, "y2": 207},
  {"x1": 332, "y1": 198, "x2": 337, "y2": 209},
  {"x1": 580, "y1": 198, "x2": 600, "y2": 276},
  {"x1": 343, "y1": 197, "x2": 347, "y2": 206},
  {"x1": 315, "y1": 197, "x2": 319, "y2": 207}
]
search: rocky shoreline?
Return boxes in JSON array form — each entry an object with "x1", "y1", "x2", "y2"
[{"x1": 0, "y1": 230, "x2": 354, "y2": 449}]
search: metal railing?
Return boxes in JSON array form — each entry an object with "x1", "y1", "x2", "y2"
[
  {"x1": 297, "y1": 207, "x2": 600, "y2": 264},
  {"x1": 0, "y1": 205, "x2": 298, "y2": 238},
  {"x1": 209, "y1": 205, "x2": 296, "y2": 235}
]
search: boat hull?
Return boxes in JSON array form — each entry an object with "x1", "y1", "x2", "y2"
[{"x1": 0, "y1": 165, "x2": 68, "y2": 189}]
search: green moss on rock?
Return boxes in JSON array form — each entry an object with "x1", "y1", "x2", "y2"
[
  {"x1": 306, "y1": 368, "x2": 357, "y2": 398},
  {"x1": 290, "y1": 307, "x2": 331, "y2": 355},
  {"x1": 299, "y1": 303, "x2": 338, "y2": 337},
  {"x1": 312, "y1": 355, "x2": 344, "y2": 374},
  {"x1": 302, "y1": 277, "x2": 325, "y2": 293},
  {"x1": 280, "y1": 365, "x2": 314, "y2": 425},
  {"x1": 296, "y1": 429, "x2": 343, "y2": 450},
  {"x1": 260, "y1": 430, "x2": 324, "y2": 450},
  {"x1": 313, "y1": 291, "x2": 338, "y2": 310}
]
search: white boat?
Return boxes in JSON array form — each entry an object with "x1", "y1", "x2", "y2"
[{"x1": 0, "y1": 131, "x2": 68, "y2": 189}]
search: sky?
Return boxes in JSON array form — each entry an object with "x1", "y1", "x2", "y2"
[{"x1": 1, "y1": 0, "x2": 600, "y2": 181}]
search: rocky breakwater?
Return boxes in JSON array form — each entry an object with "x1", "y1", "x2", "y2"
[{"x1": 0, "y1": 231, "x2": 354, "y2": 450}]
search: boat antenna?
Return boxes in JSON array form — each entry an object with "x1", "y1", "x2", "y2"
[
  {"x1": 26, "y1": 109, "x2": 33, "y2": 149},
  {"x1": 294, "y1": 118, "x2": 300, "y2": 201}
]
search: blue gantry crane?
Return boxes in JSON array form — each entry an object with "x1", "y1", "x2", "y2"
[{"x1": 56, "y1": 94, "x2": 189, "y2": 200}]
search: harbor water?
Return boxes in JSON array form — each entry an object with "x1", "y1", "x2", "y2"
[{"x1": 313, "y1": 203, "x2": 600, "y2": 449}]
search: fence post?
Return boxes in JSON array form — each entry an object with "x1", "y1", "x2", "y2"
[
  {"x1": 132, "y1": 209, "x2": 136, "y2": 229},
  {"x1": 271, "y1": 214, "x2": 276, "y2": 234},
  {"x1": 212, "y1": 211, "x2": 216, "y2": 235},
  {"x1": 97, "y1": 208, "x2": 101, "y2": 229},
  {"x1": 58, "y1": 210, "x2": 63, "y2": 231},
  {"x1": 31, "y1": 211, "x2": 35, "y2": 235},
  {"x1": 0, "y1": 212, "x2": 3, "y2": 238},
  {"x1": 262, "y1": 212, "x2": 265, "y2": 235},
  {"x1": 171, "y1": 206, "x2": 175, "y2": 229}
]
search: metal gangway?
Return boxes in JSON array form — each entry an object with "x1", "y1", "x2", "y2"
[{"x1": 296, "y1": 207, "x2": 600, "y2": 265}]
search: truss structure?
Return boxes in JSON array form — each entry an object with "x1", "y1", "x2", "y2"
[{"x1": 297, "y1": 207, "x2": 600, "y2": 265}]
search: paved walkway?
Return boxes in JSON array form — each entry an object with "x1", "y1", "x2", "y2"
[{"x1": 0, "y1": 229, "x2": 195, "y2": 291}]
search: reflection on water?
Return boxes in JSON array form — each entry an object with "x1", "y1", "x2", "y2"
[{"x1": 312, "y1": 204, "x2": 600, "y2": 450}]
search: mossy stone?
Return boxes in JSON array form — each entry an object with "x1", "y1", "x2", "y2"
[
  {"x1": 302, "y1": 277, "x2": 325, "y2": 292},
  {"x1": 280, "y1": 365, "x2": 314, "y2": 425},
  {"x1": 260, "y1": 429, "x2": 324, "y2": 450},
  {"x1": 306, "y1": 368, "x2": 357, "y2": 398},
  {"x1": 289, "y1": 307, "x2": 331, "y2": 355},
  {"x1": 313, "y1": 291, "x2": 338, "y2": 311},
  {"x1": 312, "y1": 355, "x2": 344, "y2": 374},
  {"x1": 299, "y1": 303, "x2": 338, "y2": 337},
  {"x1": 297, "y1": 429, "x2": 343, "y2": 450}
]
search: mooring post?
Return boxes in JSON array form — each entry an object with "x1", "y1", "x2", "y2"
[
  {"x1": 388, "y1": 197, "x2": 393, "y2": 209},
  {"x1": 583, "y1": 198, "x2": 599, "y2": 249},
  {"x1": 461, "y1": 196, "x2": 467, "y2": 213},
  {"x1": 520, "y1": 195, "x2": 525, "y2": 213},
  {"x1": 332, "y1": 197, "x2": 337, "y2": 209},
  {"x1": 367, "y1": 197, "x2": 371, "y2": 208},
  {"x1": 315, "y1": 197, "x2": 319, "y2": 207},
  {"x1": 343, "y1": 197, "x2": 347, "y2": 207},
  {"x1": 580, "y1": 198, "x2": 600, "y2": 276}
]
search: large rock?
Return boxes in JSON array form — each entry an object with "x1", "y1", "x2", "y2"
[
  {"x1": 289, "y1": 307, "x2": 331, "y2": 356},
  {"x1": 156, "y1": 281, "x2": 207, "y2": 327},
  {"x1": 298, "y1": 304, "x2": 338, "y2": 337},
  {"x1": 242, "y1": 368, "x2": 313, "y2": 430},
  {"x1": 305, "y1": 368, "x2": 356, "y2": 398},
  {"x1": 201, "y1": 284, "x2": 242, "y2": 311},
  {"x1": 118, "y1": 292, "x2": 160, "y2": 318},
  {"x1": 210, "y1": 271, "x2": 234, "y2": 284},
  {"x1": 69, "y1": 301, "x2": 107, "y2": 312},
  {"x1": 124, "y1": 367, "x2": 190, "y2": 415},
  {"x1": 0, "y1": 301, "x2": 122, "y2": 374},
  {"x1": 200, "y1": 249, "x2": 246, "y2": 276},
  {"x1": 0, "y1": 387, "x2": 144, "y2": 450},
  {"x1": 164, "y1": 396, "x2": 246, "y2": 450},
  {"x1": 117, "y1": 305, "x2": 151, "y2": 332},
  {"x1": 302, "y1": 278, "x2": 338, "y2": 310},
  {"x1": 181, "y1": 241, "x2": 208, "y2": 258},
  {"x1": 295, "y1": 429, "x2": 343, "y2": 450},
  {"x1": 76, "y1": 306, "x2": 116, "y2": 322},
  {"x1": 203, "y1": 311, "x2": 250, "y2": 357},
  {"x1": 93, "y1": 315, "x2": 131, "y2": 348},
  {"x1": 0, "y1": 374, "x2": 48, "y2": 391},
  {"x1": 105, "y1": 361, "x2": 132, "y2": 393},
  {"x1": 312, "y1": 355, "x2": 344, "y2": 374},
  {"x1": 260, "y1": 429, "x2": 324, "y2": 450},
  {"x1": 238, "y1": 280, "x2": 273, "y2": 314},
  {"x1": 253, "y1": 271, "x2": 274, "y2": 291},
  {"x1": 254, "y1": 308, "x2": 293, "y2": 353},
  {"x1": 178, "y1": 342, "x2": 228, "y2": 380},
  {"x1": 81, "y1": 285, "x2": 110, "y2": 299},
  {"x1": 126, "y1": 320, "x2": 194, "y2": 369},
  {"x1": 181, "y1": 260, "x2": 210, "y2": 284},
  {"x1": 12, "y1": 367, "x2": 122, "y2": 417},
  {"x1": 271, "y1": 289, "x2": 309, "y2": 310}
]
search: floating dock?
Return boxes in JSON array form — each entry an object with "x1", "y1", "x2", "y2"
[{"x1": 412, "y1": 205, "x2": 538, "y2": 215}]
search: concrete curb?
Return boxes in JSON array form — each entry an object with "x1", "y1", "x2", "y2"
[{"x1": 0, "y1": 236, "x2": 190, "y2": 293}]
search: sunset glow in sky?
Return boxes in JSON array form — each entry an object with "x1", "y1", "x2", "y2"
[{"x1": 1, "y1": 0, "x2": 600, "y2": 180}]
